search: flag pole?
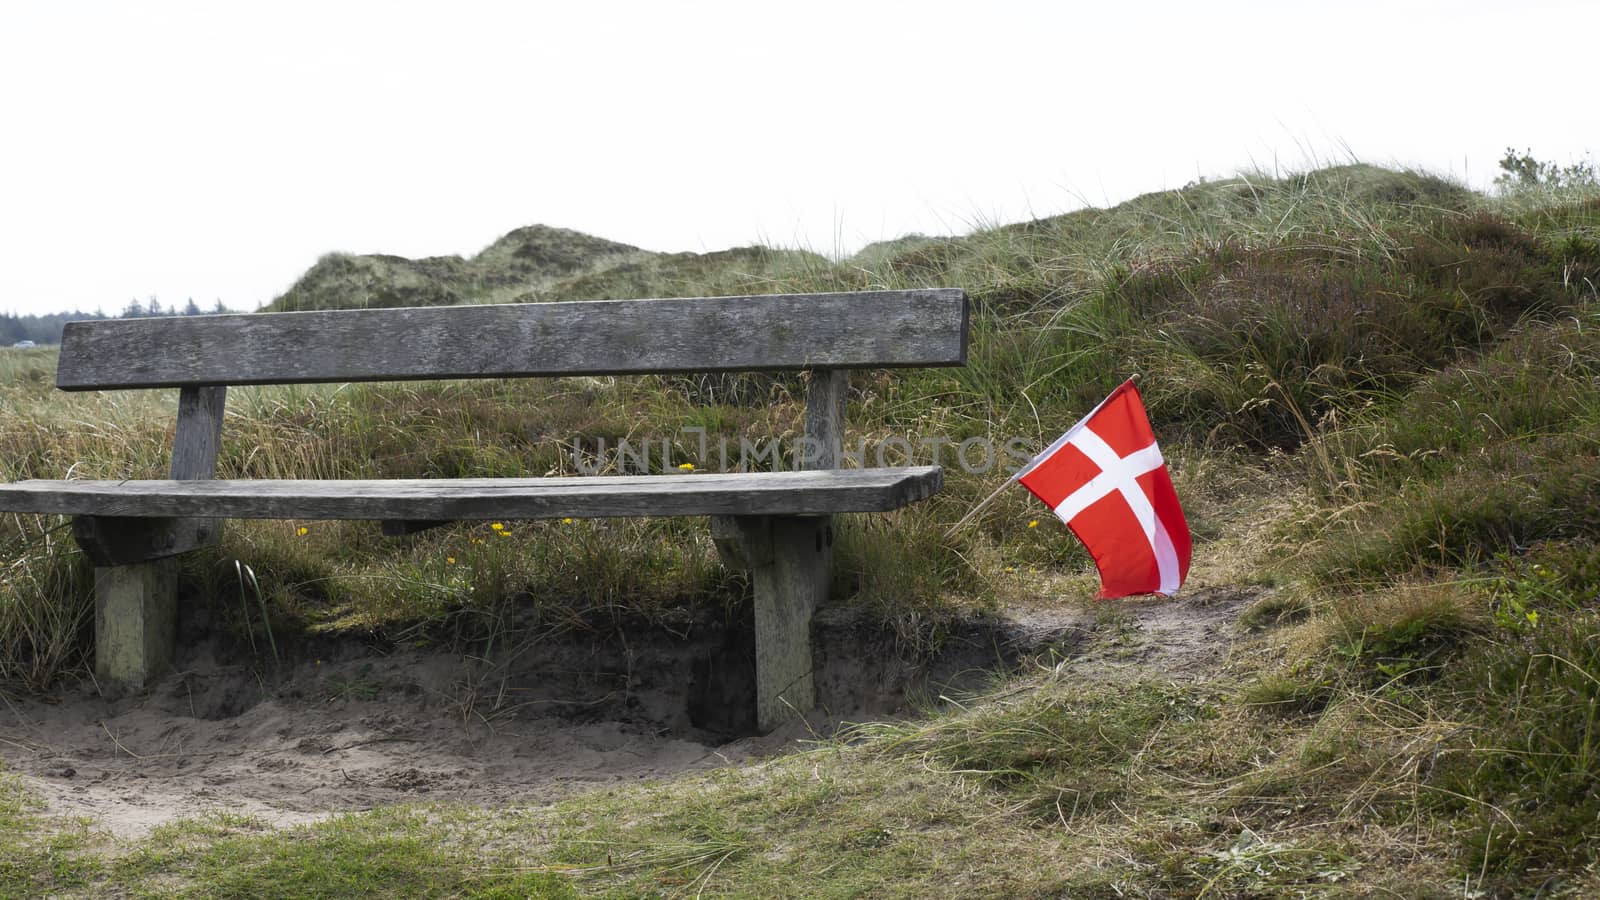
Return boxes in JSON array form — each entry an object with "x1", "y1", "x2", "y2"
[
  {"x1": 942, "y1": 473, "x2": 1019, "y2": 539},
  {"x1": 942, "y1": 374, "x2": 1141, "y2": 540}
]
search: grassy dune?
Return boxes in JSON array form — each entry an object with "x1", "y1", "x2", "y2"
[{"x1": 5, "y1": 163, "x2": 1600, "y2": 895}]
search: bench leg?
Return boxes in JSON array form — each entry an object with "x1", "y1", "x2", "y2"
[
  {"x1": 94, "y1": 561, "x2": 176, "y2": 692},
  {"x1": 714, "y1": 514, "x2": 831, "y2": 731}
]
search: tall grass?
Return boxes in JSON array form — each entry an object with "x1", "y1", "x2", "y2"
[
  {"x1": 8, "y1": 163, "x2": 1600, "y2": 891},
  {"x1": 4, "y1": 165, "x2": 1596, "y2": 673}
]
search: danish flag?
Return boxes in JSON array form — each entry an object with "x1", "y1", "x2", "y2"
[{"x1": 1016, "y1": 379, "x2": 1191, "y2": 598}]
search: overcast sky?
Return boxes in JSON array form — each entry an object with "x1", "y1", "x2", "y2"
[{"x1": 1, "y1": 0, "x2": 1594, "y2": 317}]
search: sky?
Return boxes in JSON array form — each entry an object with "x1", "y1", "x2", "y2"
[{"x1": 1, "y1": 0, "x2": 1595, "y2": 317}]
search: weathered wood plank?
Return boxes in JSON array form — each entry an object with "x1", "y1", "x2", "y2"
[
  {"x1": 169, "y1": 384, "x2": 228, "y2": 557},
  {"x1": 71, "y1": 515, "x2": 224, "y2": 566},
  {"x1": 0, "y1": 467, "x2": 943, "y2": 520},
  {"x1": 710, "y1": 514, "x2": 774, "y2": 571},
  {"x1": 170, "y1": 386, "x2": 227, "y2": 479},
  {"x1": 83, "y1": 385, "x2": 229, "y2": 686},
  {"x1": 762, "y1": 369, "x2": 843, "y2": 727},
  {"x1": 711, "y1": 514, "x2": 827, "y2": 730},
  {"x1": 380, "y1": 519, "x2": 450, "y2": 537},
  {"x1": 56, "y1": 290, "x2": 970, "y2": 390},
  {"x1": 69, "y1": 385, "x2": 229, "y2": 566},
  {"x1": 94, "y1": 562, "x2": 176, "y2": 691},
  {"x1": 802, "y1": 369, "x2": 847, "y2": 471},
  {"x1": 750, "y1": 516, "x2": 827, "y2": 731}
]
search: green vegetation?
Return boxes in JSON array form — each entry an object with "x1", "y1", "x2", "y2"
[
  {"x1": 268, "y1": 225, "x2": 645, "y2": 311},
  {"x1": 0, "y1": 310, "x2": 101, "y2": 347},
  {"x1": 0, "y1": 774, "x2": 99, "y2": 896},
  {"x1": 6, "y1": 159, "x2": 1600, "y2": 895}
]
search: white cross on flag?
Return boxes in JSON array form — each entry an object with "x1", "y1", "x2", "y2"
[{"x1": 1016, "y1": 379, "x2": 1191, "y2": 598}]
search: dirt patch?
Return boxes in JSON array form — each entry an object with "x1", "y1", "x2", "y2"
[
  {"x1": 1034, "y1": 584, "x2": 1266, "y2": 680},
  {"x1": 0, "y1": 590, "x2": 1255, "y2": 837}
]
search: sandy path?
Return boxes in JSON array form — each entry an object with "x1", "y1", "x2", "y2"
[
  {"x1": 2, "y1": 648, "x2": 782, "y2": 837},
  {"x1": 1, "y1": 589, "x2": 1257, "y2": 837}
]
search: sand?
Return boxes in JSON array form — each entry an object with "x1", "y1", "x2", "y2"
[{"x1": 0, "y1": 589, "x2": 1256, "y2": 837}]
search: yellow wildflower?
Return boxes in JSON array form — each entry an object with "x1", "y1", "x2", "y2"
[
  {"x1": 296, "y1": 526, "x2": 309, "y2": 537},
  {"x1": 561, "y1": 517, "x2": 574, "y2": 524},
  {"x1": 490, "y1": 523, "x2": 505, "y2": 532},
  {"x1": 678, "y1": 462, "x2": 695, "y2": 471},
  {"x1": 1027, "y1": 519, "x2": 1039, "y2": 529},
  {"x1": 446, "y1": 557, "x2": 456, "y2": 565}
]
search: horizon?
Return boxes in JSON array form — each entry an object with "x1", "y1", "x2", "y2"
[
  {"x1": 2, "y1": 0, "x2": 1596, "y2": 318},
  {"x1": 0, "y1": 163, "x2": 1507, "y2": 322}
]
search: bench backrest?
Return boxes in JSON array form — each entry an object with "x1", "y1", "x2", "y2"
[{"x1": 56, "y1": 289, "x2": 969, "y2": 391}]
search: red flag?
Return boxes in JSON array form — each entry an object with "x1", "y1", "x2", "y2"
[{"x1": 1016, "y1": 380, "x2": 1191, "y2": 598}]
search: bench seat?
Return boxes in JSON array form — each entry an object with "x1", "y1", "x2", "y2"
[{"x1": 0, "y1": 467, "x2": 942, "y2": 520}]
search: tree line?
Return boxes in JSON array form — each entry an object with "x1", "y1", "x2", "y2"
[{"x1": 2, "y1": 298, "x2": 229, "y2": 347}]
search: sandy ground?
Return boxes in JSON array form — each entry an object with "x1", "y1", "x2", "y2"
[
  {"x1": 1, "y1": 588, "x2": 1259, "y2": 838},
  {"x1": 1042, "y1": 584, "x2": 1262, "y2": 680},
  {"x1": 1, "y1": 646, "x2": 792, "y2": 837}
]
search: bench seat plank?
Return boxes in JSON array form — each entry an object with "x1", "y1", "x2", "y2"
[{"x1": 0, "y1": 467, "x2": 942, "y2": 521}]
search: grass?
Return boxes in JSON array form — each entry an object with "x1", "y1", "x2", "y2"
[
  {"x1": 263, "y1": 225, "x2": 646, "y2": 312},
  {"x1": 0, "y1": 771, "x2": 101, "y2": 896},
  {"x1": 0, "y1": 663, "x2": 1459, "y2": 896},
  {"x1": 0, "y1": 676, "x2": 1355, "y2": 896},
  {"x1": 5, "y1": 162, "x2": 1600, "y2": 894}
]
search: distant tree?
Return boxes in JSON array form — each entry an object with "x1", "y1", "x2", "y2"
[
  {"x1": 212, "y1": 299, "x2": 228, "y2": 314},
  {"x1": 147, "y1": 297, "x2": 164, "y2": 317},
  {"x1": 0, "y1": 309, "x2": 107, "y2": 345},
  {"x1": 1496, "y1": 147, "x2": 1598, "y2": 190},
  {"x1": 122, "y1": 298, "x2": 145, "y2": 318},
  {"x1": 183, "y1": 298, "x2": 203, "y2": 316}
]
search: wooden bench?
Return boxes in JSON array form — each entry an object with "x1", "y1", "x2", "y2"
[{"x1": 0, "y1": 289, "x2": 968, "y2": 731}]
